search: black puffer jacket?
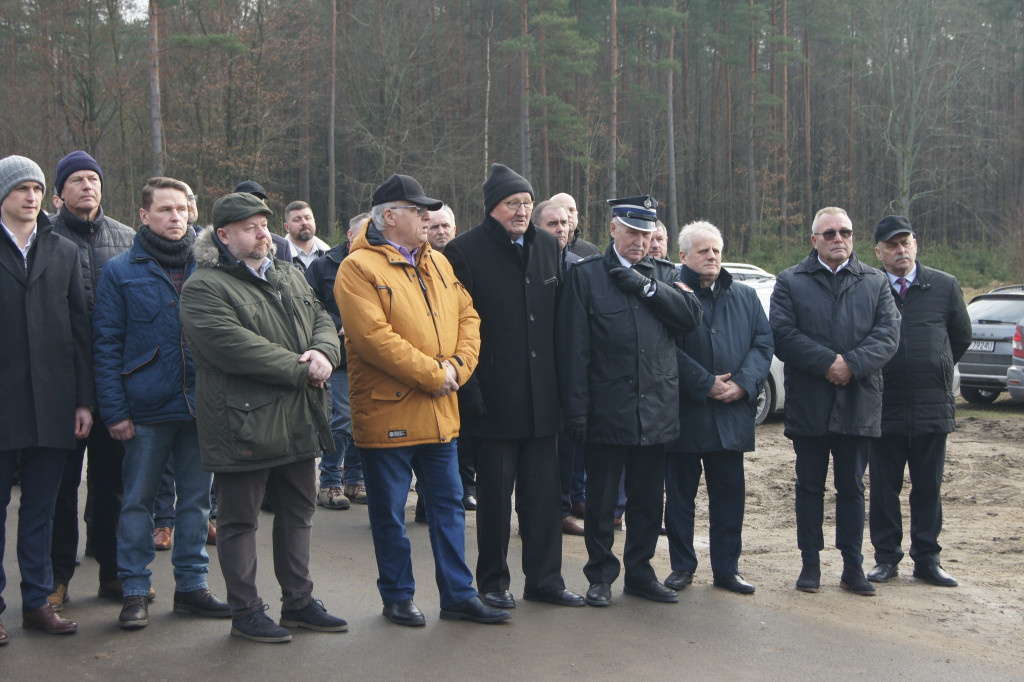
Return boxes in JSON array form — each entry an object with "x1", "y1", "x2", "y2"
[
  {"x1": 305, "y1": 241, "x2": 350, "y2": 369},
  {"x1": 557, "y1": 246, "x2": 703, "y2": 446},
  {"x1": 770, "y1": 250, "x2": 900, "y2": 438},
  {"x1": 50, "y1": 205, "x2": 135, "y2": 314},
  {"x1": 879, "y1": 264, "x2": 971, "y2": 436}
]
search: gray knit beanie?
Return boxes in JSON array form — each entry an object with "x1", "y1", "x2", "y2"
[
  {"x1": 482, "y1": 163, "x2": 534, "y2": 215},
  {"x1": 0, "y1": 155, "x2": 46, "y2": 203}
]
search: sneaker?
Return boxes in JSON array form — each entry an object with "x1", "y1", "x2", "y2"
[
  {"x1": 47, "y1": 583, "x2": 69, "y2": 612},
  {"x1": 231, "y1": 605, "x2": 292, "y2": 643},
  {"x1": 317, "y1": 486, "x2": 351, "y2": 510},
  {"x1": 343, "y1": 483, "x2": 367, "y2": 504},
  {"x1": 153, "y1": 526, "x2": 173, "y2": 551},
  {"x1": 119, "y1": 595, "x2": 149, "y2": 630},
  {"x1": 173, "y1": 588, "x2": 231, "y2": 618},
  {"x1": 280, "y1": 599, "x2": 348, "y2": 632}
]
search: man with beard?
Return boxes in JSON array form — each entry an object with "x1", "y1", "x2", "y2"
[{"x1": 283, "y1": 201, "x2": 330, "y2": 273}]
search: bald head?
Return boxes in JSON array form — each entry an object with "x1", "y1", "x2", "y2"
[{"x1": 550, "y1": 192, "x2": 579, "y2": 231}]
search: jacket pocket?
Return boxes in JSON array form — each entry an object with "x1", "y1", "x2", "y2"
[
  {"x1": 226, "y1": 391, "x2": 291, "y2": 459},
  {"x1": 371, "y1": 376, "x2": 413, "y2": 402}
]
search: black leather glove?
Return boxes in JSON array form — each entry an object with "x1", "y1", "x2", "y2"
[
  {"x1": 566, "y1": 416, "x2": 587, "y2": 446},
  {"x1": 609, "y1": 266, "x2": 653, "y2": 297}
]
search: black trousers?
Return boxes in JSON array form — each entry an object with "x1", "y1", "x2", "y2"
[
  {"x1": 869, "y1": 432, "x2": 947, "y2": 567},
  {"x1": 793, "y1": 435, "x2": 870, "y2": 567},
  {"x1": 51, "y1": 419, "x2": 124, "y2": 586},
  {"x1": 583, "y1": 443, "x2": 665, "y2": 586},
  {"x1": 474, "y1": 436, "x2": 565, "y2": 594},
  {"x1": 664, "y1": 450, "x2": 745, "y2": 577}
]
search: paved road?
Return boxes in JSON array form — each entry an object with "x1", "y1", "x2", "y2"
[{"x1": 1, "y1": 490, "x2": 1016, "y2": 680}]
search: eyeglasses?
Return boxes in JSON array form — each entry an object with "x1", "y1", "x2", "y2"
[
  {"x1": 187, "y1": 195, "x2": 199, "y2": 202},
  {"x1": 502, "y1": 200, "x2": 534, "y2": 212},
  {"x1": 814, "y1": 228, "x2": 853, "y2": 241},
  {"x1": 392, "y1": 205, "x2": 429, "y2": 216}
]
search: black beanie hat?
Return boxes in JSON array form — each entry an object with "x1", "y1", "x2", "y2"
[
  {"x1": 482, "y1": 163, "x2": 534, "y2": 215},
  {"x1": 55, "y1": 151, "x2": 103, "y2": 198}
]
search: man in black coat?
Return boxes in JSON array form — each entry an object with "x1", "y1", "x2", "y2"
[
  {"x1": 664, "y1": 221, "x2": 773, "y2": 596},
  {"x1": 444, "y1": 164, "x2": 583, "y2": 609},
  {"x1": 1, "y1": 155, "x2": 91, "y2": 639},
  {"x1": 866, "y1": 216, "x2": 971, "y2": 588},
  {"x1": 770, "y1": 206, "x2": 900, "y2": 597},
  {"x1": 557, "y1": 196, "x2": 703, "y2": 607},
  {"x1": 48, "y1": 151, "x2": 137, "y2": 610}
]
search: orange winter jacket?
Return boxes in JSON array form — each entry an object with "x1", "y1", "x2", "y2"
[{"x1": 335, "y1": 220, "x2": 480, "y2": 449}]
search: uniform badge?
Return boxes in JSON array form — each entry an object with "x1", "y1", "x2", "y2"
[{"x1": 675, "y1": 282, "x2": 694, "y2": 293}]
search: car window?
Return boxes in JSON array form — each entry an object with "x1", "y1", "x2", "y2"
[{"x1": 967, "y1": 297, "x2": 1024, "y2": 324}]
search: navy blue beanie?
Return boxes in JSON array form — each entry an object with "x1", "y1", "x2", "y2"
[{"x1": 55, "y1": 151, "x2": 103, "y2": 198}]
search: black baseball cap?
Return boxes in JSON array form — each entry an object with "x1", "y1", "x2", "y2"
[
  {"x1": 233, "y1": 180, "x2": 268, "y2": 202},
  {"x1": 372, "y1": 174, "x2": 443, "y2": 210},
  {"x1": 874, "y1": 215, "x2": 914, "y2": 243}
]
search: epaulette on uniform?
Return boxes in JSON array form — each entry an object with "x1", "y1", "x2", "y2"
[
  {"x1": 577, "y1": 253, "x2": 603, "y2": 264},
  {"x1": 651, "y1": 256, "x2": 676, "y2": 267}
]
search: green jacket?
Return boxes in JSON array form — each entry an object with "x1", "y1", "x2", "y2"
[{"x1": 180, "y1": 228, "x2": 341, "y2": 472}]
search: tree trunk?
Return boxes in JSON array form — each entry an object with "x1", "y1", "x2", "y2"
[
  {"x1": 779, "y1": 0, "x2": 789, "y2": 235},
  {"x1": 520, "y1": 0, "x2": 531, "y2": 180},
  {"x1": 666, "y1": 11, "x2": 679, "y2": 244},
  {"x1": 298, "y1": 0, "x2": 311, "y2": 201},
  {"x1": 327, "y1": 0, "x2": 337, "y2": 236},
  {"x1": 803, "y1": 22, "x2": 812, "y2": 233},
  {"x1": 746, "y1": 0, "x2": 757, "y2": 249},
  {"x1": 148, "y1": 0, "x2": 163, "y2": 176},
  {"x1": 609, "y1": 0, "x2": 618, "y2": 197}
]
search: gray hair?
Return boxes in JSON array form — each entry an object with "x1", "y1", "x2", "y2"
[
  {"x1": 811, "y1": 206, "x2": 851, "y2": 235},
  {"x1": 369, "y1": 201, "x2": 404, "y2": 230},
  {"x1": 678, "y1": 220, "x2": 723, "y2": 255},
  {"x1": 437, "y1": 204, "x2": 456, "y2": 226}
]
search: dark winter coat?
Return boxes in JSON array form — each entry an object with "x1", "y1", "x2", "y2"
[
  {"x1": 667, "y1": 266, "x2": 774, "y2": 454},
  {"x1": 49, "y1": 205, "x2": 135, "y2": 314},
  {"x1": 92, "y1": 239, "x2": 197, "y2": 427},
  {"x1": 179, "y1": 228, "x2": 341, "y2": 473},
  {"x1": 0, "y1": 215, "x2": 92, "y2": 450},
  {"x1": 557, "y1": 246, "x2": 703, "y2": 446},
  {"x1": 770, "y1": 250, "x2": 900, "y2": 438},
  {"x1": 879, "y1": 264, "x2": 971, "y2": 436},
  {"x1": 444, "y1": 216, "x2": 562, "y2": 440},
  {"x1": 304, "y1": 241, "x2": 349, "y2": 368}
]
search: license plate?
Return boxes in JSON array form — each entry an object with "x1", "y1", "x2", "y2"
[{"x1": 969, "y1": 340, "x2": 995, "y2": 352}]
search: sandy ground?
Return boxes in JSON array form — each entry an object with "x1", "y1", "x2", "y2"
[{"x1": 576, "y1": 395, "x2": 1024, "y2": 669}]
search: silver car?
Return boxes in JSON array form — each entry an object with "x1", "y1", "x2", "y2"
[{"x1": 957, "y1": 285, "x2": 1024, "y2": 403}]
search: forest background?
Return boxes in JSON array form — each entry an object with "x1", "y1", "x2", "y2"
[{"x1": 2, "y1": 0, "x2": 1022, "y2": 286}]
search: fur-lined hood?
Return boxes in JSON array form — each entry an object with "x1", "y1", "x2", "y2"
[{"x1": 191, "y1": 225, "x2": 278, "y2": 269}]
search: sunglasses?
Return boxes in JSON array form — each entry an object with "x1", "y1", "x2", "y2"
[{"x1": 814, "y1": 228, "x2": 853, "y2": 241}]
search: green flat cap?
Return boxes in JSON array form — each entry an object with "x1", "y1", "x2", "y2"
[{"x1": 212, "y1": 192, "x2": 273, "y2": 230}]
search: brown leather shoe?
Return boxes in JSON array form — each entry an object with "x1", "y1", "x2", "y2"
[
  {"x1": 153, "y1": 526, "x2": 173, "y2": 551},
  {"x1": 22, "y1": 604, "x2": 77, "y2": 634},
  {"x1": 47, "y1": 583, "x2": 69, "y2": 612},
  {"x1": 206, "y1": 520, "x2": 217, "y2": 546},
  {"x1": 0, "y1": 617, "x2": 8, "y2": 645},
  {"x1": 562, "y1": 516, "x2": 584, "y2": 536},
  {"x1": 613, "y1": 517, "x2": 623, "y2": 530},
  {"x1": 570, "y1": 502, "x2": 585, "y2": 520}
]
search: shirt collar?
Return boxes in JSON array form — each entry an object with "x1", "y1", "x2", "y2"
[
  {"x1": 885, "y1": 264, "x2": 917, "y2": 287},
  {"x1": 385, "y1": 238, "x2": 418, "y2": 267},
  {"x1": 1, "y1": 220, "x2": 38, "y2": 259},
  {"x1": 817, "y1": 254, "x2": 849, "y2": 274},
  {"x1": 245, "y1": 256, "x2": 273, "y2": 280},
  {"x1": 612, "y1": 247, "x2": 635, "y2": 268}
]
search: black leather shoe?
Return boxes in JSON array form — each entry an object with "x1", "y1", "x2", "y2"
[
  {"x1": 382, "y1": 599, "x2": 426, "y2": 627},
  {"x1": 462, "y1": 494, "x2": 477, "y2": 511},
  {"x1": 584, "y1": 583, "x2": 612, "y2": 607},
  {"x1": 796, "y1": 564, "x2": 820, "y2": 593},
  {"x1": 664, "y1": 570, "x2": 694, "y2": 591},
  {"x1": 623, "y1": 579, "x2": 679, "y2": 603},
  {"x1": 840, "y1": 567, "x2": 876, "y2": 596},
  {"x1": 713, "y1": 573, "x2": 755, "y2": 595},
  {"x1": 867, "y1": 562, "x2": 899, "y2": 583},
  {"x1": 440, "y1": 596, "x2": 511, "y2": 623},
  {"x1": 118, "y1": 595, "x2": 149, "y2": 630},
  {"x1": 522, "y1": 587, "x2": 585, "y2": 607},
  {"x1": 482, "y1": 590, "x2": 516, "y2": 609},
  {"x1": 913, "y1": 563, "x2": 958, "y2": 587},
  {"x1": 173, "y1": 588, "x2": 231, "y2": 618}
]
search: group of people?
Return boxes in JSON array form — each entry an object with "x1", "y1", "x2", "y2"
[{"x1": 0, "y1": 151, "x2": 969, "y2": 648}]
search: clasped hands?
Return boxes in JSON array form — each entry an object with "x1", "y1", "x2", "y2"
[
  {"x1": 825, "y1": 354, "x2": 853, "y2": 386},
  {"x1": 300, "y1": 349, "x2": 334, "y2": 388},
  {"x1": 708, "y1": 373, "x2": 747, "y2": 403},
  {"x1": 432, "y1": 360, "x2": 459, "y2": 398}
]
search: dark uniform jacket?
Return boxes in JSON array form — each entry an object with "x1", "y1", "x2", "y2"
[
  {"x1": 0, "y1": 214, "x2": 92, "y2": 451},
  {"x1": 305, "y1": 241, "x2": 350, "y2": 368},
  {"x1": 557, "y1": 246, "x2": 703, "y2": 446},
  {"x1": 879, "y1": 264, "x2": 971, "y2": 436},
  {"x1": 668, "y1": 265, "x2": 774, "y2": 455},
  {"x1": 50, "y1": 205, "x2": 135, "y2": 314},
  {"x1": 444, "y1": 215, "x2": 562, "y2": 440},
  {"x1": 180, "y1": 228, "x2": 341, "y2": 473},
  {"x1": 770, "y1": 250, "x2": 900, "y2": 438}
]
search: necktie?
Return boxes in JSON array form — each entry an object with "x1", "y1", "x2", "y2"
[{"x1": 896, "y1": 277, "x2": 907, "y2": 300}]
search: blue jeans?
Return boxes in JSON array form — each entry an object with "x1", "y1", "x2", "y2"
[
  {"x1": 320, "y1": 369, "x2": 363, "y2": 487},
  {"x1": 1, "y1": 448, "x2": 65, "y2": 613},
  {"x1": 361, "y1": 440, "x2": 476, "y2": 608},
  {"x1": 153, "y1": 462, "x2": 176, "y2": 528},
  {"x1": 118, "y1": 421, "x2": 211, "y2": 596}
]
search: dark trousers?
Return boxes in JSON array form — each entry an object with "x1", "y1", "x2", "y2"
[
  {"x1": 583, "y1": 443, "x2": 665, "y2": 586},
  {"x1": 1, "y1": 448, "x2": 66, "y2": 613},
  {"x1": 664, "y1": 450, "x2": 745, "y2": 577},
  {"x1": 474, "y1": 436, "x2": 565, "y2": 594},
  {"x1": 214, "y1": 459, "x2": 316, "y2": 619},
  {"x1": 869, "y1": 432, "x2": 947, "y2": 567},
  {"x1": 557, "y1": 432, "x2": 586, "y2": 517},
  {"x1": 793, "y1": 435, "x2": 870, "y2": 566},
  {"x1": 51, "y1": 420, "x2": 124, "y2": 586}
]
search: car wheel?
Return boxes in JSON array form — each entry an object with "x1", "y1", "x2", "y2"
[
  {"x1": 961, "y1": 387, "x2": 1001, "y2": 404},
  {"x1": 755, "y1": 378, "x2": 774, "y2": 425}
]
